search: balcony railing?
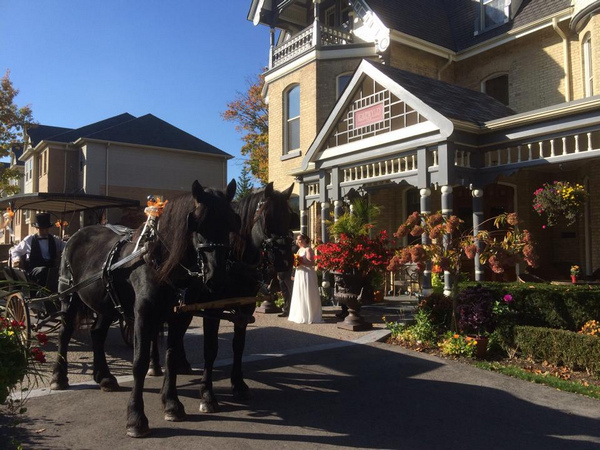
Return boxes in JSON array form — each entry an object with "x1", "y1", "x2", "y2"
[{"x1": 271, "y1": 22, "x2": 353, "y2": 69}]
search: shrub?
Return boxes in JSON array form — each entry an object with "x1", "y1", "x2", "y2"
[
  {"x1": 514, "y1": 325, "x2": 600, "y2": 376},
  {"x1": 0, "y1": 318, "x2": 47, "y2": 405},
  {"x1": 459, "y1": 282, "x2": 600, "y2": 331},
  {"x1": 419, "y1": 292, "x2": 453, "y2": 330},
  {"x1": 456, "y1": 285, "x2": 496, "y2": 336}
]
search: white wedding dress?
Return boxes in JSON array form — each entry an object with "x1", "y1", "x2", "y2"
[{"x1": 288, "y1": 247, "x2": 322, "y2": 324}]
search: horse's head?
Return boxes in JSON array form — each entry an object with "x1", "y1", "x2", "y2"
[
  {"x1": 187, "y1": 179, "x2": 240, "y2": 294},
  {"x1": 253, "y1": 182, "x2": 296, "y2": 273}
]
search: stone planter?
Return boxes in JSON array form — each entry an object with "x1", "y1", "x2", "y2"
[{"x1": 333, "y1": 273, "x2": 373, "y2": 331}]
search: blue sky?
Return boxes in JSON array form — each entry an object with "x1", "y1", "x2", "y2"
[{"x1": 0, "y1": 0, "x2": 269, "y2": 185}]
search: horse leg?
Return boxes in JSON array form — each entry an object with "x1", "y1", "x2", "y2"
[
  {"x1": 91, "y1": 313, "x2": 119, "y2": 392},
  {"x1": 50, "y1": 295, "x2": 80, "y2": 390},
  {"x1": 147, "y1": 331, "x2": 163, "y2": 377},
  {"x1": 231, "y1": 321, "x2": 251, "y2": 400},
  {"x1": 126, "y1": 308, "x2": 153, "y2": 438},
  {"x1": 199, "y1": 315, "x2": 220, "y2": 413},
  {"x1": 160, "y1": 314, "x2": 188, "y2": 422}
]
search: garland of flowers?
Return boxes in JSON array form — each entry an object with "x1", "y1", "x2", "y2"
[{"x1": 533, "y1": 181, "x2": 588, "y2": 227}]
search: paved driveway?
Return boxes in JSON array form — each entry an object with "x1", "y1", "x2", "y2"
[{"x1": 4, "y1": 304, "x2": 600, "y2": 449}]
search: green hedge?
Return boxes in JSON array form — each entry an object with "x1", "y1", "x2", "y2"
[
  {"x1": 514, "y1": 325, "x2": 600, "y2": 376},
  {"x1": 460, "y1": 282, "x2": 600, "y2": 331}
]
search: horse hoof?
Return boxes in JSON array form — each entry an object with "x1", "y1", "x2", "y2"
[
  {"x1": 50, "y1": 379, "x2": 69, "y2": 391},
  {"x1": 100, "y1": 377, "x2": 120, "y2": 392},
  {"x1": 126, "y1": 425, "x2": 150, "y2": 438},
  {"x1": 232, "y1": 386, "x2": 251, "y2": 401},
  {"x1": 164, "y1": 410, "x2": 186, "y2": 422},
  {"x1": 147, "y1": 366, "x2": 163, "y2": 377},
  {"x1": 199, "y1": 401, "x2": 218, "y2": 413}
]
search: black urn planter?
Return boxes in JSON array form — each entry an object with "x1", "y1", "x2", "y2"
[{"x1": 333, "y1": 273, "x2": 373, "y2": 331}]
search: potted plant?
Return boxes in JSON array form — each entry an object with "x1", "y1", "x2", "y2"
[
  {"x1": 533, "y1": 181, "x2": 588, "y2": 227},
  {"x1": 0, "y1": 317, "x2": 47, "y2": 407},
  {"x1": 570, "y1": 265, "x2": 580, "y2": 283},
  {"x1": 455, "y1": 285, "x2": 495, "y2": 358},
  {"x1": 316, "y1": 198, "x2": 392, "y2": 330}
]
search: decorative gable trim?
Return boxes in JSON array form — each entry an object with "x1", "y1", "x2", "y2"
[{"x1": 301, "y1": 60, "x2": 454, "y2": 171}]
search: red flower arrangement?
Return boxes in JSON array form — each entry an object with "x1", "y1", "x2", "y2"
[{"x1": 315, "y1": 230, "x2": 393, "y2": 276}]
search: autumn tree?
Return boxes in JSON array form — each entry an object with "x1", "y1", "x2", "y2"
[
  {"x1": 222, "y1": 73, "x2": 268, "y2": 186},
  {"x1": 0, "y1": 70, "x2": 35, "y2": 196}
]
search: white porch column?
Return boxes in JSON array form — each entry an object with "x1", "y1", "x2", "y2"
[
  {"x1": 420, "y1": 188, "x2": 433, "y2": 296},
  {"x1": 441, "y1": 185, "x2": 453, "y2": 296},
  {"x1": 472, "y1": 188, "x2": 484, "y2": 282}
]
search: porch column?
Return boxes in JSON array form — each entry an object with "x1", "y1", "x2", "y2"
[
  {"x1": 472, "y1": 188, "x2": 484, "y2": 282},
  {"x1": 420, "y1": 188, "x2": 433, "y2": 296},
  {"x1": 268, "y1": 27, "x2": 275, "y2": 70},
  {"x1": 441, "y1": 185, "x2": 453, "y2": 296},
  {"x1": 319, "y1": 169, "x2": 329, "y2": 243},
  {"x1": 299, "y1": 182, "x2": 308, "y2": 236},
  {"x1": 331, "y1": 167, "x2": 344, "y2": 222}
]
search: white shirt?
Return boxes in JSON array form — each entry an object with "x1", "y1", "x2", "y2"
[{"x1": 10, "y1": 234, "x2": 66, "y2": 262}]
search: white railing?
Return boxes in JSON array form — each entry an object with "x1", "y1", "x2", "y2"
[
  {"x1": 483, "y1": 130, "x2": 600, "y2": 168},
  {"x1": 272, "y1": 23, "x2": 353, "y2": 68},
  {"x1": 306, "y1": 182, "x2": 320, "y2": 197},
  {"x1": 342, "y1": 154, "x2": 417, "y2": 183},
  {"x1": 454, "y1": 149, "x2": 471, "y2": 167}
]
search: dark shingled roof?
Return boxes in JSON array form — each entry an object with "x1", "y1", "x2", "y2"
[
  {"x1": 366, "y1": 0, "x2": 571, "y2": 52},
  {"x1": 43, "y1": 113, "x2": 136, "y2": 144},
  {"x1": 369, "y1": 61, "x2": 515, "y2": 125},
  {"x1": 85, "y1": 114, "x2": 230, "y2": 157},
  {"x1": 29, "y1": 113, "x2": 230, "y2": 157},
  {"x1": 27, "y1": 125, "x2": 73, "y2": 146}
]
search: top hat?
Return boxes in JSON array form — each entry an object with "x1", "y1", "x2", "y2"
[{"x1": 33, "y1": 213, "x2": 53, "y2": 229}]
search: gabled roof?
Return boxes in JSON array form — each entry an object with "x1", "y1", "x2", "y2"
[
  {"x1": 367, "y1": 0, "x2": 571, "y2": 52},
  {"x1": 28, "y1": 113, "x2": 231, "y2": 158},
  {"x1": 302, "y1": 59, "x2": 515, "y2": 171},
  {"x1": 372, "y1": 62, "x2": 515, "y2": 124},
  {"x1": 27, "y1": 125, "x2": 73, "y2": 146},
  {"x1": 41, "y1": 113, "x2": 136, "y2": 144},
  {"x1": 83, "y1": 114, "x2": 231, "y2": 157}
]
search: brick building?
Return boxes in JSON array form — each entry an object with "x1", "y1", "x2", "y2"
[{"x1": 248, "y1": 0, "x2": 600, "y2": 286}]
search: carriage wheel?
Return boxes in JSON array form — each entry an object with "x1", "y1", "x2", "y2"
[
  {"x1": 119, "y1": 317, "x2": 134, "y2": 348},
  {"x1": 5, "y1": 293, "x2": 31, "y2": 343}
]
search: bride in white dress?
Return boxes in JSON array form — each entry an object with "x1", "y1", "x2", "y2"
[{"x1": 288, "y1": 234, "x2": 323, "y2": 324}]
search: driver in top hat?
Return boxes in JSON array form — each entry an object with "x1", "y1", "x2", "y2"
[{"x1": 10, "y1": 212, "x2": 66, "y2": 291}]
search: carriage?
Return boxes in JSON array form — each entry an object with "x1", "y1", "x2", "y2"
[
  {"x1": 0, "y1": 192, "x2": 140, "y2": 343},
  {"x1": 0, "y1": 182, "x2": 296, "y2": 438}
]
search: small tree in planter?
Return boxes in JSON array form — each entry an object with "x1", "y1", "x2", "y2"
[{"x1": 388, "y1": 212, "x2": 537, "y2": 330}]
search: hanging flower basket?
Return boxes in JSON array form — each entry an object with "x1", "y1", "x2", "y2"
[{"x1": 532, "y1": 181, "x2": 588, "y2": 227}]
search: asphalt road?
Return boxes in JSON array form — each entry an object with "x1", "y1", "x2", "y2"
[{"x1": 4, "y1": 303, "x2": 600, "y2": 449}]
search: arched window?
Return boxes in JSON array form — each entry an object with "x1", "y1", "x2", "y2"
[
  {"x1": 583, "y1": 33, "x2": 593, "y2": 97},
  {"x1": 482, "y1": 73, "x2": 509, "y2": 105},
  {"x1": 337, "y1": 72, "x2": 353, "y2": 99},
  {"x1": 284, "y1": 84, "x2": 300, "y2": 154}
]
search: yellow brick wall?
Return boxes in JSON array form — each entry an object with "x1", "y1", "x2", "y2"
[{"x1": 389, "y1": 43, "x2": 448, "y2": 80}]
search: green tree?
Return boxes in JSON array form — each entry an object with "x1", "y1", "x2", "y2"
[
  {"x1": 0, "y1": 70, "x2": 35, "y2": 196},
  {"x1": 235, "y1": 165, "x2": 254, "y2": 201},
  {"x1": 222, "y1": 73, "x2": 268, "y2": 186}
]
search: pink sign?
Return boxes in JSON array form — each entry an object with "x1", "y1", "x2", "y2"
[{"x1": 354, "y1": 102, "x2": 384, "y2": 128}]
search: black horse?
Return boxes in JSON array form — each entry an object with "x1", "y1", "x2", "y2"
[
  {"x1": 157, "y1": 182, "x2": 296, "y2": 412},
  {"x1": 198, "y1": 182, "x2": 296, "y2": 411},
  {"x1": 50, "y1": 180, "x2": 240, "y2": 437}
]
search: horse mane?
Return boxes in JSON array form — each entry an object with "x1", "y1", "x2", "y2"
[
  {"x1": 231, "y1": 190, "x2": 266, "y2": 259},
  {"x1": 150, "y1": 191, "x2": 199, "y2": 283}
]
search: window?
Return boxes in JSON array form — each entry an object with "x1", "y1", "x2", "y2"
[
  {"x1": 477, "y1": 0, "x2": 508, "y2": 33},
  {"x1": 337, "y1": 73, "x2": 352, "y2": 98},
  {"x1": 284, "y1": 85, "x2": 300, "y2": 154},
  {"x1": 25, "y1": 159, "x2": 32, "y2": 182},
  {"x1": 483, "y1": 74, "x2": 509, "y2": 105},
  {"x1": 43, "y1": 151, "x2": 47, "y2": 174},
  {"x1": 583, "y1": 33, "x2": 593, "y2": 97}
]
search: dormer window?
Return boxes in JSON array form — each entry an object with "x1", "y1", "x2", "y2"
[{"x1": 476, "y1": 0, "x2": 509, "y2": 34}]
